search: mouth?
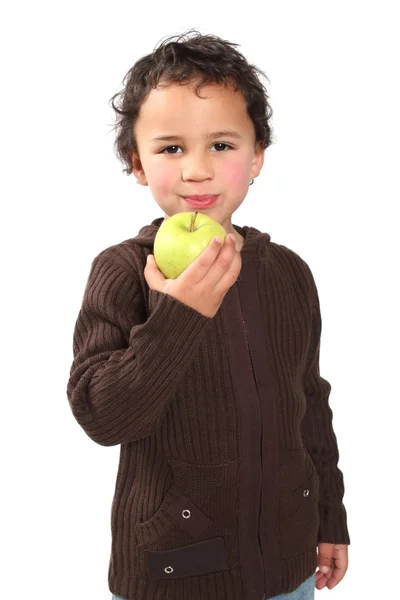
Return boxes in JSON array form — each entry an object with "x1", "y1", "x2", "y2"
[{"x1": 183, "y1": 194, "x2": 220, "y2": 208}]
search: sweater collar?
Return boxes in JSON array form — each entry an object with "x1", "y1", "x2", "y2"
[{"x1": 133, "y1": 216, "x2": 271, "y2": 256}]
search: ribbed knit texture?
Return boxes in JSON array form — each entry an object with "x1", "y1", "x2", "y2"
[{"x1": 67, "y1": 217, "x2": 350, "y2": 600}]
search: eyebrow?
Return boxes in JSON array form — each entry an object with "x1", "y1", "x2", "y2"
[{"x1": 151, "y1": 130, "x2": 243, "y2": 142}]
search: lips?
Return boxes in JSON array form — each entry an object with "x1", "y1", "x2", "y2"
[
  {"x1": 185, "y1": 195, "x2": 219, "y2": 201},
  {"x1": 184, "y1": 195, "x2": 220, "y2": 208}
]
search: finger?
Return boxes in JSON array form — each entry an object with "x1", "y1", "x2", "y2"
[
  {"x1": 317, "y1": 544, "x2": 334, "y2": 574},
  {"x1": 178, "y1": 236, "x2": 225, "y2": 284},
  {"x1": 315, "y1": 574, "x2": 328, "y2": 590},
  {"x1": 202, "y1": 234, "x2": 238, "y2": 289},
  {"x1": 318, "y1": 554, "x2": 343, "y2": 591},
  {"x1": 213, "y1": 249, "x2": 242, "y2": 295},
  {"x1": 144, "y1": 254, "x2": 165, "y2": 289},
  {"x1": 326, "y1": 564, "x2": 346, "y2": 589},
  {"x1": 315, "y1": 564, "x2": 334, "y2": 591}
]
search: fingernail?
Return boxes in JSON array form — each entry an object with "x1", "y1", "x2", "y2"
[
  {"x1": 320, "y1": 566, "x2": 329, "y2": 574},
  {"x1": 214, "y1": 237, "x2": 223, "y2": 244},
  {"x1": 147, "y1": 254, "x2": 152, "y2": 263}
]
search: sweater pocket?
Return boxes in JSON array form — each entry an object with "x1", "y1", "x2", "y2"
[
  {"x1": 133, "y1": 458, "x2": 238, "y2": 579},
  {"x1": 135, "y1": 490, "x2": 230, "y2": 579},
  {"x1": 134, "y1": 489, "x2": 215, "y2": 546}
]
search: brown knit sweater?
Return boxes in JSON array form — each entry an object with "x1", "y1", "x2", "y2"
[{"x1": 66, "y1": 216, "x2": 350, "y2": 600}]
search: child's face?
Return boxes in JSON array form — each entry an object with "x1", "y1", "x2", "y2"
[{"x1": 130, "y1": 79, "x2": 264, "y2": 233}]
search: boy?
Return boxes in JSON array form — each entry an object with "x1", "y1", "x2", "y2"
[{"x1": 67, "y1": 30, "x2": 350, "y2": 600}]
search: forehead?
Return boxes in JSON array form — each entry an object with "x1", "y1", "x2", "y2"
[{"x1": 136, "y1": 80, "x2": 253, "y2": 136}]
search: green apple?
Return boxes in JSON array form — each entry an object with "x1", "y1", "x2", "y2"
[{"x1": 153, "y1": 211, "x2": 227, "y2": 279}]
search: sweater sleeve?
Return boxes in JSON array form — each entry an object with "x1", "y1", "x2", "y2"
[
  {"x1": 66, "y1": 250, "x2": 211, "y2": 446},
  {"x1": 300, "y1": 267, "x2": 351, "y2": 545}
]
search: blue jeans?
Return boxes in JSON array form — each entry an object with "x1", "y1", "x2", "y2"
[
  {"x1": 266, "y1": 573, "x2": 316, "y2": 599},
  {"x1": 112, "y1": 572, "x2": 315, "y2": 600}
]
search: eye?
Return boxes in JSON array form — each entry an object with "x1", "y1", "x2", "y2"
[
  {"x1": 160, "y1": 145, "x2": 182, "y2": 154},
  {"x1": 159, "y1": 143, "x2": 233, "y2": 154},
  {"x1": 212, "y1": 143, "x2": 232, "y2": 152}
]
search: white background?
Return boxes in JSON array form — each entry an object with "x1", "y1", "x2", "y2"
[{"x1": 1, "y1": 1, "x2": 399, "y2": 598}]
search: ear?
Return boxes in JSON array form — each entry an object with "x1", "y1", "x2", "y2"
[
  {"x1": 250, "y1": 141, "x2": 265, "y2": 180},
  {"x1": 130, "y1": 151, "x2": 148, "y2": 186}
]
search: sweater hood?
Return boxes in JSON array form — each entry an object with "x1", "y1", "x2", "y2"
[{"x1": 131, "y1": 216, "x2": 271, "y2": 255}]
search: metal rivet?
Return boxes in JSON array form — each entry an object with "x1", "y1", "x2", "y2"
[
  {"x1": 303, "y1": 489, "x2": 310, "y2": 497},
  {"x1": 164, "y1": 566, "x2": 173, "y2": 574},
  {"x1": 182, "y1": 509, "x2": 191, "y2": 519}
]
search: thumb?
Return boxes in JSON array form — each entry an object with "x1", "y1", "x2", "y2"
[
  {"x1": 318, "y1": 543, "x2": 334, "y2": 574},
  {"x1": 319, "y1": 565, "x2": 330, "y2": 574}
]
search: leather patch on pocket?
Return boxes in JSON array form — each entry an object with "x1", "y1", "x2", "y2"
[
  {"x1": 166, "y1": 494, "x2": 213, "y2": 537},
  {"x1": 145, "y1": 536, "x2": 228, "y2": 579}
]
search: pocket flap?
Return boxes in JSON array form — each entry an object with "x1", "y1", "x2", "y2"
[
  {"x1": 166, "y1": 494, "x2": 213, "y2": 537},
  {"x1": 145, "y1": 536, "x2": 228, "y2": 579}
]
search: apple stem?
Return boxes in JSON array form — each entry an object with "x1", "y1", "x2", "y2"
[{"x1": 190, "y1": 211, "x2": 198, "y2": 232}]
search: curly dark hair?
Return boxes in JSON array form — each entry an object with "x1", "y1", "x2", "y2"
[{"x1": 109, "y1": 29, "x2": 275, "y2": 176}]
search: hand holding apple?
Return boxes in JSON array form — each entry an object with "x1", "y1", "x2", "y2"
[
  {"x1": 144, "y1": 214, "x2": 242, "y2": 318},
  {"x1": 153, "y1": 211, "x2": 227, "y2": 279}
]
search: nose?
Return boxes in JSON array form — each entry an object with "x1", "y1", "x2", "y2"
[{"x1": 182, "y1": 152, "x2": 214, "y2": 181}]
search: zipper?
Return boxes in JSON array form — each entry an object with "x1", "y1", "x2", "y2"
[{"x1": 242, "y1": 311, "x2": 265, "y2": 597}]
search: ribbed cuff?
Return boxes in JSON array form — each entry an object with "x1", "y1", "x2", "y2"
[
  {"x1": 317, "y1": 503, "x2": 351, "y2": 545},
  {"x1": 129, "y1": 288, "x2": 211, "y2": 351}
]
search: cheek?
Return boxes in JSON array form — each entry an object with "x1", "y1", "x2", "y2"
[
  {"x1": 221, "y1": 158, "x2": 250, "y2": 187},
  {"x1": 150, "y1": 164, "x2": 176, "y2": 195}
]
